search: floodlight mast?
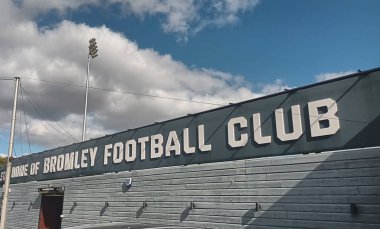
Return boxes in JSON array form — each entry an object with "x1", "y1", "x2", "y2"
[
  {"x1": 0, "y1": 77, "x2": 20, "y2": 229},
  {"x1": 82, "y1": 38, "x2": 98, "y2": 142}
]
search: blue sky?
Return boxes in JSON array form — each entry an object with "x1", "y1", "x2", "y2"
[
  {"x1": 0, "y1": 0, "x2": 379, "y2": 156},
  {"x1": 45, "y1": 0, "x2": 380, "y2": 86}
]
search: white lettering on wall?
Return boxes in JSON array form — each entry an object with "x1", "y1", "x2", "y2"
[
  {"x1": 308, "y1": 98, "x2": 340, "y2": 137},
  {"x1": 113, "y1": 142, "x2": 124, "y2": 164},
  {"x1": 89, "y1": 147, "x2": 97, "y2": 167},
  {"x1": 104, "y1": 144, "x2": 112, "y2": 165},
  {"x1": 275, "y1": 105, "x2": 303, "y2": 141},
  {"x1": 151, "y1": 134, "x2": 164, "y2": 159},
  {"x1": 57, "y1": 155, "x2": 64, "y2": 172},
  {"x1": 27, "y1": 98, "x2": 340, "y2": 178},
  {"x1": 41, "y1": 147, "x2": 100, "y2": 174},
  {"x1": 64, "y1": 152, "x2": 74, "y2": 170},
  {"x1": 252, "y1": 113, "x2": 271, "y2": 144},
  {"x1": 125, "y1": 140, "x2": 136, "y2": 162},
  {"x1": 49, "y1": 156, "x2": 57, "y2": 173},
  {"x1": 198, "y1": 124, "x2": 212, "y2": 152},
  {"x1": 165, "y1": 131, "x2": 180, "y2": 157},
  {"x1": 183, "y1": 128, "x2": 195, "y2": 154},
  {"x1": 74, "y1": 151, "x2": 81, "y2": 169},
  {"x1": 227, "y1": 117, "x2": 248, "y2": 148},
  {"x1": 138, "y1": 137, "x2": 149, "y2": 160},
  {"x1": 11, "y1": 164, "x2": 28, "y2": 178},
  {"x1": 226, "y1": 98, "x2": 340, "y2": 149},
  {"x1": 81, "y1": 149, "x2": 88, "y2": 168},
  {"x1": 30, "y1": 162, "x2": 39, "y2": 175},
  {"x1": 43, "y1": 157, "x2": 50, "y2": 174}
]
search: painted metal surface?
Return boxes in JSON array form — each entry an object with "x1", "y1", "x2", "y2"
[{"x1": 3, "y1": 147, "x2": 380, "y2": 228}]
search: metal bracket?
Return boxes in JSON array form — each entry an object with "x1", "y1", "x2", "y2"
[
  {"x1": 255, "y1": 202, "x2": 261, "y2": 211},
  {"x1": 350, "y1": 203, "x2": 359, "y2": 215},
  {"x1": 189, "y1": 201, "x2": 195, "y2": 209}
]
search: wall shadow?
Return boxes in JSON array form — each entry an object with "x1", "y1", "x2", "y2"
[
  {"x1": 239, "y1": 145, "x2": 380, "y2": 228},
  {"x1": 180, "y1": 207, "x2": 191, "y2": 222},
  {"x1": 136, "y1": 206, "x2": 144, "y2": 218}
]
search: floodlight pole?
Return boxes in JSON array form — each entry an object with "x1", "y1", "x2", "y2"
[
  {"x1": 82, "y1": 38, "x2": 98, "y2": 142},
  {"x1": 82, "y1": 54, "x2": 91, "y2": 142},
  {"x1": 0, "y1": 77, "x2": 20, "y2": 229}
]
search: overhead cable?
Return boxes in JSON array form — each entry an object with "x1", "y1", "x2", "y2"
[
  {"x1": 21, "y1": 86, "x2": 79, "y2": 143},
  {"x1": 20, "y1": 77, "x2": 225, "y2": 107},
  {"x1": 21, "y1": 89, "x2": 32, "y2": 155}
]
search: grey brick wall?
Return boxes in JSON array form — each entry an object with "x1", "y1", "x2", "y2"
[{"x1": 2, "y1": 147, "x2": 380, "y2": 228}]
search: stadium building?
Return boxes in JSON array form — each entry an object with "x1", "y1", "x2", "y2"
[{"x1": 1, "y1": 68, "x2": 380, "y2": 228}]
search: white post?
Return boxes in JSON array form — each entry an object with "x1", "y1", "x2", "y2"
[
  {"x1": 0, "y1": 77, "x2": 20, "y2": 229},
  {"x1": 82, "y1": 38, "x2": 98, "y2": 142},
  {"x1": 82, "y1": 55, "x2": 91, "y2": 141}
]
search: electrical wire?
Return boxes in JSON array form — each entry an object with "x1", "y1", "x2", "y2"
[
  {"x1": 21, "y1": 86, "x2": 79, "y2": 142},
  {"x1": 0, "y1": 77, "x2": 14, "y2": 81},
  {"x1": 18, "y1": 76, "x2": 372, "y2": 124},
  {"x1": 6, "y1": 74, "x2": 371, "y2": 162},
  {"x1": 21, "y1": 89, "x2": 32, "y2": 155},
  {"x1": 21, "y1": 87, "x2": 79, "y2": 143},
  {"x1": 20, "y1": 76, "x2": 369, "y2": 128},
  {"x1": 20, "y1": 77, "x2": 226, "y2": 107},
  {"x1": 4, "y1": 85, "x2": 37, "y2": 186}
]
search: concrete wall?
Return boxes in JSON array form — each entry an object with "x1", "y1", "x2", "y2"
[{"x1": 2, "y1": 147, "x2": 380, "y2": 228}]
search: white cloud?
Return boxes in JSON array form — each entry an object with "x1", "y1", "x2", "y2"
[
  {"x1": 315, "y1": 71, "x2": 356, "y2": 82},
  {"x1": 10, "y1": 0, "x2": 259, "y2": 42},
  {"x1": 119, "y1": 0, "x2": 260, "y2": 41},
  {"x1": 256, "y1": 79, "x2": 290, "y2": 95},
  {"x1": 0, "y1": 0, "x2": 285, "y2": 151}
]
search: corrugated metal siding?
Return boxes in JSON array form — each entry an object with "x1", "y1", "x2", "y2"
[{"x1": 2, "y1": 147, "x2": 380, "y2": 228}]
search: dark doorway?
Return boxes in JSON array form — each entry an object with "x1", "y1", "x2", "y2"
[{"x1": 38, "y1": 194, "x2": 64, "y2": 229}]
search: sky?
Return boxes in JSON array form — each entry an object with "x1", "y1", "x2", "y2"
[{"x1": 0, "y1": 0, "x2": 379, "y2": 157}]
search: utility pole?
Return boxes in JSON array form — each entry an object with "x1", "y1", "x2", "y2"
[
  {"x1": 0, "y1": 77, "x2": 20, "y2": 229},
  {"x1": 82, "y1": 38, "x2": 98, "y2": 142}
]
